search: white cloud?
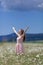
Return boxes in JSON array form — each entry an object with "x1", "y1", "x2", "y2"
[
  {"x1": 0, "y1": 0, "x2": 43, "y2": 11},
  {"x1": 38, "y1": 3, "x2": 43, "y2": 8}
]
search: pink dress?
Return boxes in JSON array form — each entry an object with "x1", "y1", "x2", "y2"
[{"x1": 15, "y1": 36, "x2": 24, "y2": 54}]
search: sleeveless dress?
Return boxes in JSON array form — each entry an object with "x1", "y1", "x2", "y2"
[{"x1": 15, "y1": 36, "x2": 24, "y2": 54}]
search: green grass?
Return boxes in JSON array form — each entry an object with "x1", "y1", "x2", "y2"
[{"x1": 0, "y1": 42, "x2": 43, "y2": 65}]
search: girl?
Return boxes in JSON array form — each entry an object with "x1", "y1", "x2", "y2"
[{"x1": 12, "y1": 27, "x2": 25, "y2": 55}]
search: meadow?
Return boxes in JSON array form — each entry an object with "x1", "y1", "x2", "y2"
[{"x1": 0, "y1": 42, "x2": 43, "y2": 65}]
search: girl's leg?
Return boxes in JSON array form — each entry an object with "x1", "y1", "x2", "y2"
[
  {"x1": 16, "y1": 45, "x2": 19, "y2": 55},
  {"x1": 19, "y1": 44, "x2": 24, "y2": 54}
]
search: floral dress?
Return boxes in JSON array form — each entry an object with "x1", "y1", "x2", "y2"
[{"x1": 15, "y1": 36, "x2": 24, "y2": 54}]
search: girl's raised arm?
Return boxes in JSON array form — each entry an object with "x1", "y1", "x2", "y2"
[
  {"x1": 21, "y1": 26, "x2": 29, "y2": 38},
  {"x1": 12, "y1": 27, "x2": 20, "y2": 37},
  {"x1": 24, "y1": 26, "x2": 29, "y2": 32}
]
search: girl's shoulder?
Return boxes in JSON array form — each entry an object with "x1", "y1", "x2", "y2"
[{"x1": 17, "y1": 36, "x2": 21, "y2": 39}]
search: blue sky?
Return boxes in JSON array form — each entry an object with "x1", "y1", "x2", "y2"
[{"x1": 0, "y1": 0, "x2": 43, "y2": 35}]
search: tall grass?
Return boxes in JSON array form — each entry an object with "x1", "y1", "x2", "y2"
[{"x1": 0, "y1": 42, "x2": 43, "y2": 65}]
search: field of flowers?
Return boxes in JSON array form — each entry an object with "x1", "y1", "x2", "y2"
[{"x1": 0, "y1": 42, "x2": 43, "y2": 65}]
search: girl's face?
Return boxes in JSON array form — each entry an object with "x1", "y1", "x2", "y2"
[
  {"x1": 18, "y1": 29, "x2": 24, "y2": 35},
  {"x1": 18, "y1": 29, "x2": 25, "y2": 41}
]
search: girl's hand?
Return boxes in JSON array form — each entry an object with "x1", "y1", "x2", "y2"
[
  {"x1": 12, "y1": 27, "x2": 16, "y2": 31},
  {"x1": 24, "y1": 26, "x2": 29, "y2": 32},
  {"x1": 12, "y1": 27, "x2": 20, "y2": 37}
]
